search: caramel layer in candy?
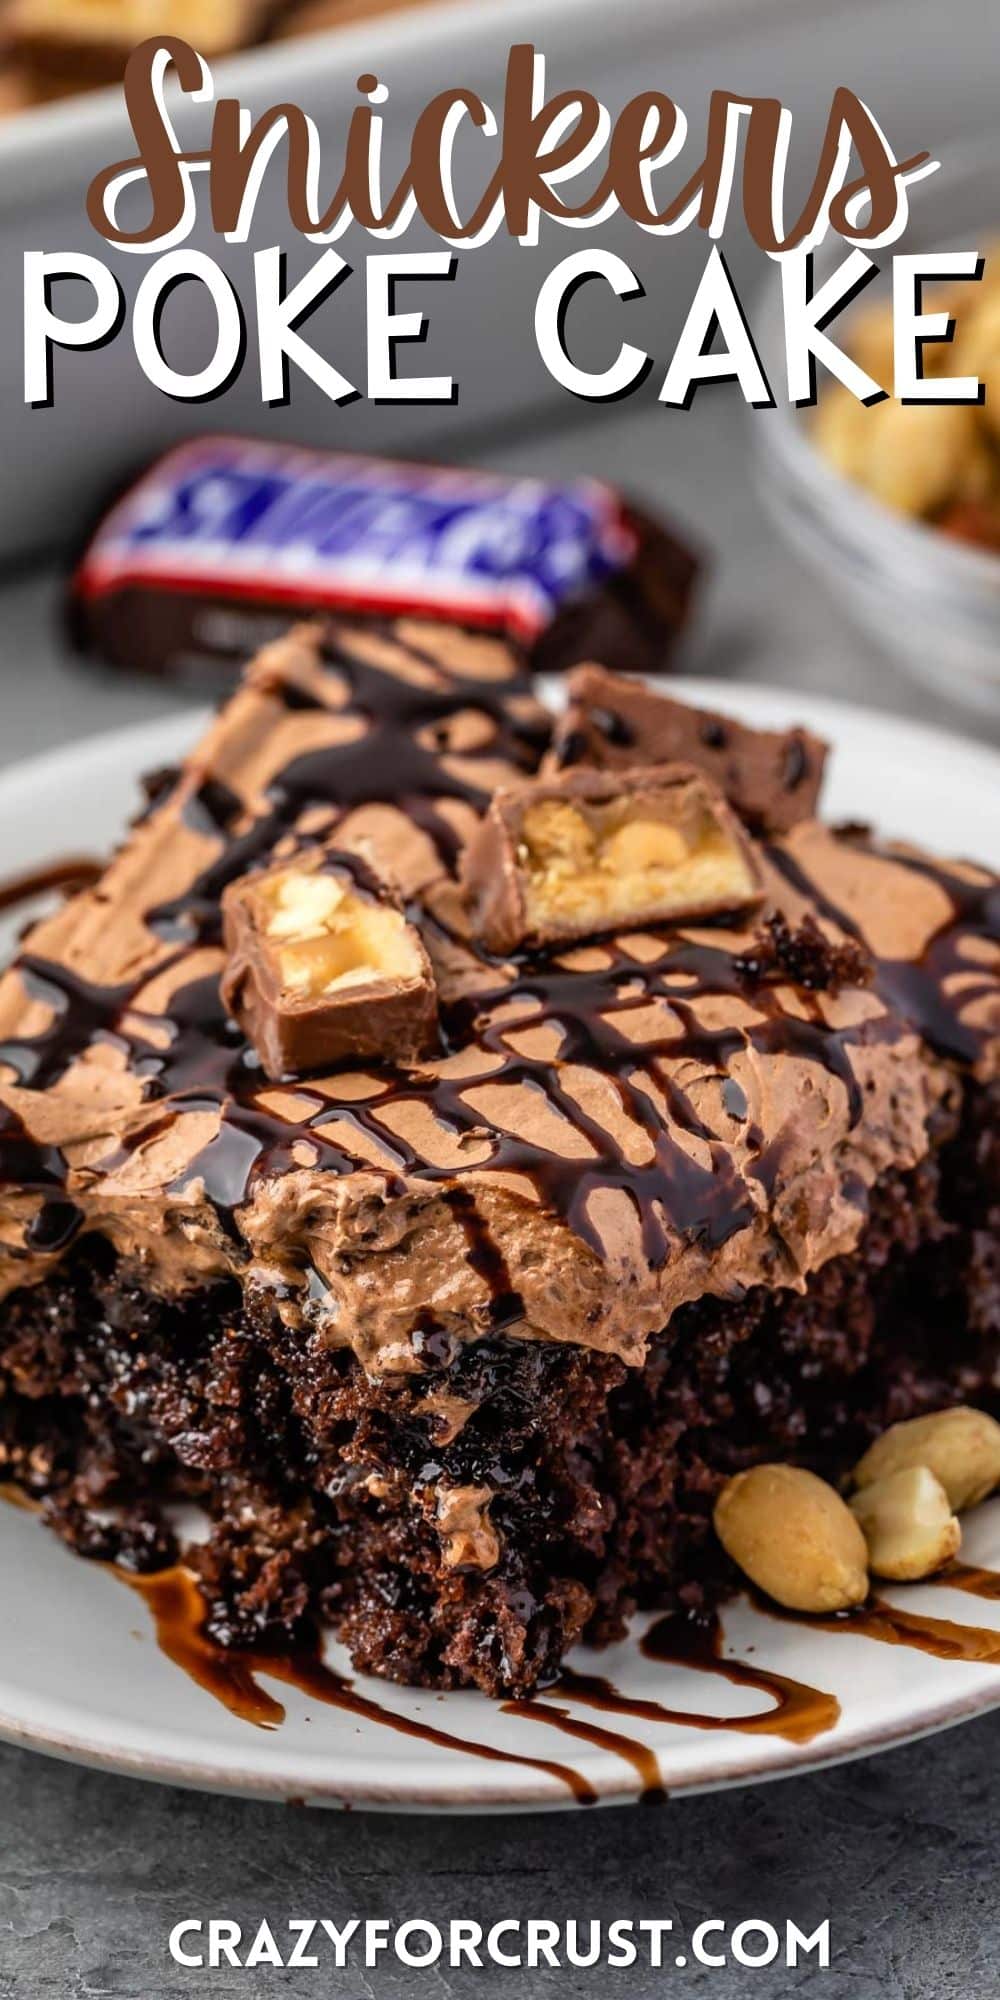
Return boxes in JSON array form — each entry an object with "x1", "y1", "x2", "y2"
[
  {"x1": 463, "y1": 764, "x2": 763, "y2": 954},
  {"x1": 552, "y1": 666, "x2": 828, "y2": 835},
  {"x1": 221, "y1": 853, "x2": 437, "y2": 1080}
]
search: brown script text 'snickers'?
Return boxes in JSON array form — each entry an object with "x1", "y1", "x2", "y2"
[{"x1": 86, "y1": 41, "x2": 929, "y2": 255}]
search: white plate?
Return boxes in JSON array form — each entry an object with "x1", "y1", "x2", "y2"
[{"x1": 1, "y1": 678, "x2": 999, "y2": 1811}]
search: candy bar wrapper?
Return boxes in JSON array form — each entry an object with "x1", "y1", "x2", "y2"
[{"x1": 70, "y1": 437, "x2": 700, "y2": 684}]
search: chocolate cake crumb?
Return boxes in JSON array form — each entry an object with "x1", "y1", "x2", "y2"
[{"x1": 734, "y1": 910, "x2": 873, "y2": 995}]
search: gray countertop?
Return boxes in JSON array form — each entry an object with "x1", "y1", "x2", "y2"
[
  {"x1": 1, "y1": 392, "x2": 998, "y2": 2000},
  {"x1": 3, "y1": 1714, "x2": 1000, "y2": 2000}
]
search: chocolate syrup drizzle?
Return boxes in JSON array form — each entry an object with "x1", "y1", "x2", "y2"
[
  {"x1": 769, "y1": 841, "x2": 1000, "y2": 1069},
  {"x1": 1, "y1": 630, "x2": 998, "y2": 1317},
  {"x1": 129, "y1": 1563, "x2": 844, "y2": 1804},
  {"x1": 753, "y1": 1583, "x2": 1000, "y2": 1666},
  {"x1": 128, "y1": 1567, "x2": 600, "y2": 1804},
  {"x1": 125, "y1": 1559, "x2": 1000, "y2": 1805},
  {"x1": 0, "y1": 856, "x2": 102, "y2": 919},
  {"x1": 5, "y1": 1483, "x2": 997, "y2": 1803},
  {"x1": 510, "y1": 1607, "x2": 842, "y2": 1796}
]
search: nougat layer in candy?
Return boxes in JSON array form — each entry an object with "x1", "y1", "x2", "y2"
[
  {"x1": 552, "y1": 666, "x2": 828, "y2": 834},
  {"x1": 462, "y1": 764, "x2": 763, "y2": 954}
]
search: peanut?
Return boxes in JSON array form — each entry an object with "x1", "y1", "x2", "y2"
[
  {"x1": 852, "y1": 1406, "x2": 1000, "y2": 1514},
  {"x1": 264, "y1": 871, "x2": 347, "y2": 939},
  {"x1": 601, "y1": 819, "x2": 689, "y2": 873},
  {"x1": 521, "y1": 800, "x2": 595, "y2": 869},
  {"x1": 815, "y1": 270, "x2": 1000, "y2": 527},
  {"x1": 849, "y1": 1465, "x2": 961, "y2": 1582},
  {"x1": 714, "y1": 1464, "x2": 869, "y2": 1614},
  {"x1": 858, "y1": 400, "x2": 978, "y2": 518}
]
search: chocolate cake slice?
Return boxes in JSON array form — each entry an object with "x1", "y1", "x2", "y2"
[{"x1": 0, "y1": 626, "x2": 997, "y2": 1697}]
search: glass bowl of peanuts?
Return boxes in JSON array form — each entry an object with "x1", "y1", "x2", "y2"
[{"x1": 756, "y1": 144, "x2": 1000, "y2": 715}]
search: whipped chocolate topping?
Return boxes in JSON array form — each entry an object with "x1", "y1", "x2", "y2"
[{"x1": 0, "y1": 625, "x2": 997, "y2": 1372}]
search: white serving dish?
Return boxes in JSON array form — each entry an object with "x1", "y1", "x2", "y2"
[{"x1": 1, "y1": 678, "x2": 999, "y2": 1810}]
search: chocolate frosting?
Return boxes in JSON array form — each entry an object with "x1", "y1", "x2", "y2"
[{"x1": 0, "y1": 621, "x2": 997, "y2": 1372}]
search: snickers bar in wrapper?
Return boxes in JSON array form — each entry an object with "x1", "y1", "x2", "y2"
[{"x1": 71, "y1": 437, "x2": 700, "y2": 683}]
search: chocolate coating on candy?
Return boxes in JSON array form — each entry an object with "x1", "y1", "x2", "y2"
[
  {"x1": 552, "y1": 666, "x2": 828, "y2": 834},
  {"x1": 462, "y1": 764, "x2": 763, "y2": 954},
  {"x1": 221, "y1": 851, "x2": 437, "y2": 1080}
]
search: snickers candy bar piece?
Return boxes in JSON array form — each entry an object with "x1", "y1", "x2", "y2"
[
  {"x1": 221, "y1": 853, "x2": 437, "y2": 1080},
  {"x1": 552, "y1": 666, "x2": 828, "y2": 835},
  {"x1": 462, "y1": 764, "x2": 763, "y2": 954},
  {"x1": 70, "y1": 438, "x2": 699, "y2": 685}
]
